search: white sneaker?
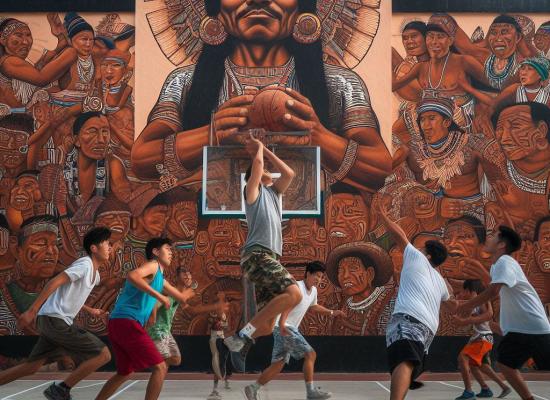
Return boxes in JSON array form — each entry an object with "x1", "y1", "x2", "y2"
[
  {"x1": 244, "y1": 384, "x2": 259, "y2": 400},
  {"x1": 307, "y1": 387, "x2": 332, "y2": 400},
  {"x1": 224, "y1": 380, "x2": 231, "y2": 390}
]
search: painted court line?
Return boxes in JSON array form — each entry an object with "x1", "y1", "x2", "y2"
[
  {"x1": 108, "y1": 380, "x2": 139, "y2": 399},
  {"x1": 533, "y1": 394, "x2": 550, "y2": 400},
  {"x1": 438, "y1": 381, "x2": 464, "y2": 390},
  {"x1": 375, "y1": 381, "x2": 390, "y2": 393},
  {"x1": 73, "y1": 381, "x2": 107, "y2": 389},
  {"x1": 1, "y1": 380, "x2": 51, "y2": 400}
]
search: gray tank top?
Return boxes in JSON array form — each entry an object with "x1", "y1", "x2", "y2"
[{"x1": 243, "y1": 185, "x2": 282, "y2": 256}]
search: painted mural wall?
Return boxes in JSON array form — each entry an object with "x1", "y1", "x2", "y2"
[{"x1": 0, "y1": 0, "x2": 548, "y2": 369}]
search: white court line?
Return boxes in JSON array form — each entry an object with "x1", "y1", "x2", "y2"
[
  {"x1": 73, "y1": 381, "x2": 107, "y2": 389},
  {"x1": 375, "y1": 381, "x2": 390, "y2": 393},
  {"x1": 533, "y1": 394, "x2": 550, "y2": 400},
  {"x1": 438, "y1": 381, "x2": 464, "y2": 390},
  {"x1": 108, "y1": 380, "x2": 139, "y2": 399},
  {"x1": 1, "y1": 380, "x2": 51, "y2": 400}
]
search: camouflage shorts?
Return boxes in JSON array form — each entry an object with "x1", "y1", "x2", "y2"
[{"x1": 241, "y1": 247, "x2": 296, "y2": 310}]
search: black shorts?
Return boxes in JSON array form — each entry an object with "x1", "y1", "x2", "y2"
[
  {"x1": 387, "y1": 339, "x2": 426, "y2": 381},
  {"x1": 497, "y1": 332, "x2": 550, "y2": 370}
]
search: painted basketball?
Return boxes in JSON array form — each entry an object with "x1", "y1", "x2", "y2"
[{"x1": 247, "y1": 87, "x2": 293, "y2": 132}]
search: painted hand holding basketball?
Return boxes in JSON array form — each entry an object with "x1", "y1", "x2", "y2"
[
  {"x1": 213, "y1": 94, "x2": 255, "y2": 145},
  {"x1": 282, "y1": 87, "x2": 327, "y2": 142}
]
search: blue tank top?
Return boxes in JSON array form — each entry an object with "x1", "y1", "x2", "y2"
[{"x1": 110, "y1": 263, "x2": 164, "y2": 326}]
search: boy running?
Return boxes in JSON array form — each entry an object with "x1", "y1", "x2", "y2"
[
  {"x1": 454, "y1": 279, "x2": 511, "y2": 399},
  {"x1": 95, "y1": 238, "x2": 194, "y2": 400},
  {"x1": 0, "y1": 225, "x2": 112, "y2": 400}
]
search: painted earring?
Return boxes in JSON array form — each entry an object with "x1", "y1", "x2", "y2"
[
  {"x1": 199, "y1": 16, "x2": 228, "y2": 46},
  {"x1": 292, "y1": 13, "x2": 322, "y2": 44}
]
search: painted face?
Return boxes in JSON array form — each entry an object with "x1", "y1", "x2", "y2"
[
  {"x1": 534, "y1": 30, "x2": 550, "y2": 53},
  {"x1": 337, "y1": 256, "x2": 374, "y2": 297},
  {"x1": 71, "y1": 30, "x2": 94, "y2": 57},
  {"x1": 0, "y1": 128, "x2": 28, "y2": 170},
  {"x1": 75, "y1": 116, "x2": 110, "y2": 160},
  {"x1": 154, "y1": 243, "x2": 173, "y2": 267},
  {"x1": 419, "y1": 111, "x2": 450, "y2": 143},
  {"x1": 167, "y1": 201, "x2": 198, "y2": 242},
  {"x1": 444, "y1": 221, "x2": 480, "y2": 259},
  {"x1": 100, "y1": 59, "x2": 127, "y2": 86},
  {"x1": 326, "y1": 193, "x2": 368, "y2": 250},
  {"x1": 487, "y1": 23, "x2": 520, "y2": 59},
  {"x1": 495, "y1": 105, "x2": 549, "y2": 161},
  {"x1": 209, "y1": 219, "x2": 244, "y2": 263},
  {"x1": 219, "y1": 0, "x2": 299, "y2": 43},
  {"x1": 534, "y1": 220, "x2": 550, "y2": 273},
  {"x1": 178, "y1": 270, "x2": 193, "y2": 287},
  {"x1": 1, "y1": 24, "x2": 32, "y2": 59},
  {"x1": 519, "y1": 64, "x2": 542, "y2": 86},
  {"x1": 425, "y1": 30, "x2": 452, "y2": 59},
  {"x1": 18, "y1": 231, "x2": 59, "y2": 279},
  {"x1": 402, "y1": 28, "x2": 426, "y2": 56},
  {"x1": 95, "y1": 212, "x2": 130, "y2": 242},
  {"x1": 140, "y1": 205, "x2": 169, "y2": 237},
  {"x1": 9, "y1": 175, "x2": 41, "y2": 211}
]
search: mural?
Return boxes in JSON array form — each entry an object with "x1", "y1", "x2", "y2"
[
  {"x1": 389, "y1": 12, "x2": 550, "y2": 334},
  {"x1": 0, "y1": 1, "x2": 548, "y2": 371}
]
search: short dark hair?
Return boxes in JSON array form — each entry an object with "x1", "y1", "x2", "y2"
[
  {"x1": 497, "y1": 225, "x2": 522, "y2": 254},
  {"x1": 403, "y1": 21, "x2": 427, "y2": 36},
  {"x1": 463, "y1": 279, "x2": 485, "y2": 294},
  {"x1": 176, "y1": 266, "x2": 190, "y2": 274},
  {"x1": 83, "y1": 227, "x2": 111, "y2": 256},
  {"x1": 305, "y1": 261, "x2": 326, "y2": 276},
  {"x1": 491, "y1": 102, "x2": 550, "y2": 143},
  {"x1": 491, "y1": 14, "x2": 522, "y2": 34},
  {"x1": 145, "y1": 237, "x2": 172, "y2": 260},
  {"x1": 425, "y1": 240, "x2": 448, "y2": 266},
  {"x1": 534, "y1": 215, "x2": 550, "y2": 242},
  {"x1": 446, "y1": 215, "x2": 486, "y2": 244}
]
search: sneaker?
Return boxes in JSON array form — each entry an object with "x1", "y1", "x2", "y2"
[
  {"x1": 224, "y1": 380, "x2": 231, "y2": 390},
  {"x1": 455, "y1": 390, "x2": 476, "y2": 400},
  {"x1": 476, "y1": 387, "x2": 493, "y2": 398},
  {"x1": 497, "y1": 386, "x2": 511, "y2": 398},
  {"x1": 307, "y1": 387, "x2": 332, "y2": 400},
  {"x1": 244, "y1": 384, "x2": 259, "y2": 400},
  {"x1": 409, "y1": 380, "x2": 424, "y2": 390},
  {"x1": 207, "y1": 389, "x2": 221, "y2": 400},
  {"x1": 224, "y1": 334, "x2": 246, "y2": 352},
  {"x1": 43, "y1": 383, "x2": 72, "y2": 400}
]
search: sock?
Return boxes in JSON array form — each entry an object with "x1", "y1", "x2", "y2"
[
  {"x1": 306, "y1": 382, "x2": 315, "y2": 393},
  {"x1": 239, "y1": 323, "x2": 256, "y2": 339},
  {"x1": 59, "y1": 382, "x2": 71, "y2": 391},
  {"x1": 251, "y1": 382, "x2": 262, "y2": 391}
]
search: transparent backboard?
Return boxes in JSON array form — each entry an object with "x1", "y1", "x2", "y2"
[{"x1": 201, "y1": 146, "x2": 321, "y2": 217}]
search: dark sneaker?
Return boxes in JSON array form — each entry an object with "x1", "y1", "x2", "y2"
[
  {"x1": 43, "y1": 382, "x2": 72, "y2": 400},
  {"x1": 455, "y1": 390, "x2": 476, "y2": 400},
  {"x1": 409, "y1": 381, "x2": 424, "y2": 390},
  {"x1": 476, "y1": 387, "x2": 493, "y2": 398}
]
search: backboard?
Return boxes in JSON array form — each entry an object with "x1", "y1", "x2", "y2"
[{"x1": 201, "y1": 146, "x2": 321, "y2": 218}]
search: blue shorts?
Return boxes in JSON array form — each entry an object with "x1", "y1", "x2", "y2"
[{"x1": 272, "y1": 325, "x2": 313, "y2": 364}]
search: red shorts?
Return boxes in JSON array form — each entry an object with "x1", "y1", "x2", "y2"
[
  {"x1": 463, "y1": 340, "x2": 493, "y2": 367},
  {"x1": 108, "y1": 318, "x2": 164, "y2": 375}
]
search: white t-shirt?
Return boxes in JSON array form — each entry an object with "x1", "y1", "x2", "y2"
[
  {"x1": 276, "y1": 280, "x2": 317, "y2": 329},
  {"x1": 38, "y1": 256, "x2": 100, "y2": 325},
  {"x1": 393, "y1": 243, "x2": 450, "y2": 334},
  {"x1": 490, "y1": 255, "x2": 550, "y2": 335}
]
